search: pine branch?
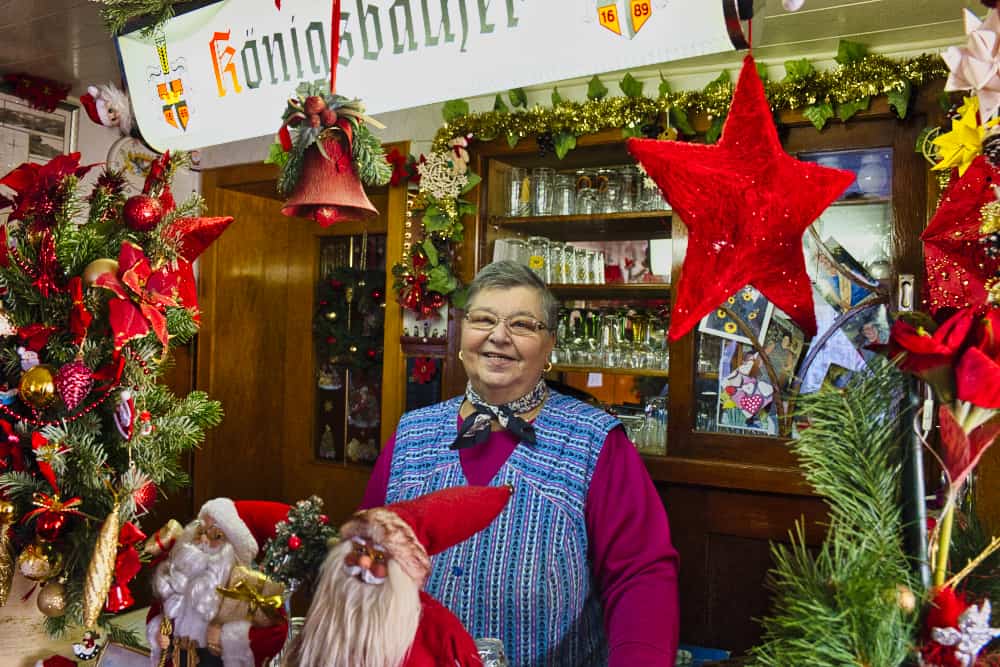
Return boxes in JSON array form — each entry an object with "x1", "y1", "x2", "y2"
[
  {"x1": 750, "y1": 360, "x2": 920, "y2": 667},
  {"x1": 353, "y1": 125, "x2": 392, "y2": 186}
]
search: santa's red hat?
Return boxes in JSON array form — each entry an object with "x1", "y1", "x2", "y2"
[
  {"x1": 340, "y1": 485, "x2": 512, "y2": 587},
  {"x1": 79, "y1": 92, "x2": 102, "y2": 126},
  {"x1": 234, "y1": 499, "x2": 292, "y2": 548}
]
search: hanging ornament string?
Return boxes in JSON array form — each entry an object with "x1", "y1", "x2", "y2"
[{"x1": 330, "y1": 0, "x2": 341, "y2": 94}]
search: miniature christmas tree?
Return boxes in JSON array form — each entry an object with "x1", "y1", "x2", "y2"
[
  {"x1": 260, "y1": 495, "x2": 338, "y2": 593},
  {"x1": 0, "y1": 151, "x2": 227, "y2": 641}
]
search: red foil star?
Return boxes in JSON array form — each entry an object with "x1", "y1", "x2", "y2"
[
  {"x1": 628, "y1": 55, "x2": 854, "y2": 341},
  {"x1": 921, "y1": 156, "x2": 1000, "y2": 318}
]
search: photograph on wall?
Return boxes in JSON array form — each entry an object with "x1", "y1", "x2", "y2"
[
  {"x1": 760, "y1": 314, "x2": 805, "y2": 391},
  {"x1": 698, "y1": 285, "x2": 774, "y2": 345},
  {"x1": 0, "y1": 94, "x2": 76, "y2": 175},
  {"x1": 804, "y1": 232, "x2": 880, "y2": 314},
  {"x1": 716, "y1": 339, "x2": 778, "y2": 436},
  {"x1": 842, "y1": 302, "x2": 891, "y2": 363}
]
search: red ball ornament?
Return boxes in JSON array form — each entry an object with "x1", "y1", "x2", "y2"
[
  {"x1": 36, "y1": 511, "x2": 67, "y2": 542},
  {"x1": 133, "y1": 480, "x2": 157, "y2": 513},
  {"x1": 366, "y1": 349, "x2": 377, "y2": 360},
  {"x1": 318, "y1": 514, "x2": 329, "y2": 525},
  {"x1": 303, "y1": 95, "x2": 326, "y2": 115},
  {"x1": 372, "y1": 289, "x2": 383, "y2": 300},
  {"x1": 123, "y1": 194, "x2": 165, "y2": 232},
  {"x1": 287, "y1": 534, "x2": 302, "y2": 550}
]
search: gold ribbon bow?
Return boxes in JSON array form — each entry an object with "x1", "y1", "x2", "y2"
[{"x1": 216, "y1": 579, "x2": 283, "y2": 619}]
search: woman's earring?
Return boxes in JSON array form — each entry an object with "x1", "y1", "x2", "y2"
[
  {"x1": 543, "y1": 361, "x2": 553, "y2": 373},
  {"x1": 458, "y1": 350, "x2": 465, "y2": 361}
]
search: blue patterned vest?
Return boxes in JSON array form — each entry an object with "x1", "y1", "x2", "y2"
[{"x1": 385, "y1": 391, "x2": 618, "y2": 667}]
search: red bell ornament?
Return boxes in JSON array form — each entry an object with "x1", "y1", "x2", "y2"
[
  {"x1": 104, "y1": 582, "x2": 135, "y2": 613},
  {"x1": 281, "y1": 138, "x2": 378, "y2": 226}
]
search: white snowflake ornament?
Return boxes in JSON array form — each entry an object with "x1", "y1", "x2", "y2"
[{"x1": 417, "y1": 151, "x2": 469, "y2": 200}]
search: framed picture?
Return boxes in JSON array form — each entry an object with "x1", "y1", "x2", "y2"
[
  {"x1": 698, "y1": 285, "x2": 774, "y2": 344},
  {"x1": 804, "y1": 231, "x2": 879, "y2": 315},
  {"x1": 760, "y1": 315, "x2": 805, "y2": 391},
  {"x1": 96, "y1": 642, "x2": 150, "y2": 667},
  {"x1": 0, "y1": 93, "x2": 78, "y2": 175},
  {"x1": 715, "y1": 339, "x2": 778, "y2": 436}
]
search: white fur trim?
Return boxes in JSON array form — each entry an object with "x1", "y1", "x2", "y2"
[
  {"x1": 220, "y1": 620, "x2": 254, "y2": 667},
  {"x1": 200, "y1": 498, "x2": 258, "y2": 565},
  {"x1": 147, "y1": 614, "x2": 163, "y2": 665}
]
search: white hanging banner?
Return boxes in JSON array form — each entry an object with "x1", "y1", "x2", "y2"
[{"x1": 117, "y1": 0, "x2": 740, "y2": 152}]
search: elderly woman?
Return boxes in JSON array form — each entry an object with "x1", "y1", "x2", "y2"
[{"x1": 361, "y1": 260, "x2": 679, "y2": 666}]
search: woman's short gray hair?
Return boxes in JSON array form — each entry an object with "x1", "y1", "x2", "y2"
[{"x1": 466, "y1": 260, "x2": 559, "y2": 332}]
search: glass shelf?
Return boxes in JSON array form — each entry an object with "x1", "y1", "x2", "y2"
[
  {"x1": 547, "y1": 283, "x2": 670, "y2": 299},
  {"x1": 549, "y1": 364, "x2": 669, "y2": 377}
]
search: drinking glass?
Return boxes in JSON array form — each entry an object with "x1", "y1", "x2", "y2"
[
  {"x1": 553, "y1": 174, "x2": 575, "y2": 215},
  {"x1": 506, "y1": 167, "x2": 530, "y2": 216},
  {"x1": 527, "y1": 236, "x2": 550, "y2": 282},
  {"x1": 575, "y1": 187, "x2": 597, "y2": 215},
  {"x1": 531, "y1": 167, "x2": 555, "y2": 216},
  {"x1": 574, "y1": 248, "x2": 590, "y2": 284},
  {"x1": 619, "y1": 166, "x2": 636, "y2": 212},
  {"x1": 475, "y1": 638, "x2": 510, "y2": 667},
  {"x1": 642, "y1": 396, "x2": 668, "y2": 455},
  {"x1": 550, "y1": 241, "x2": 568, "y2": 283},
  {"x1": 506, "y1": 238, "x2": 529, "y2": 266}
]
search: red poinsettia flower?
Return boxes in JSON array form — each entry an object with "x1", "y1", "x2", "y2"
[
  {"x1": 937, "y1": 404, "x2": 1000, "y2": 489},
  {"x1": 3, "y1": 73, "x2": 70, "y2": 113},
  {"x1": 954, "y1": 309, "x2": 1000, "y2": 408},
  {"x1": 0, "y1": 153, "x2": 93, "y2": 226},
  {"x1": 94, "y1": 242, "x2": 180, "y2": 351},
  {"x1": 410, "y1": 357, "x2": 438, "y2": 384},
  {"x1": 17, "y1": 322, "x2": 59, "y2": 352},
  {"x1": 885, "y1": 308, "x2": 976, "y2": 373}
]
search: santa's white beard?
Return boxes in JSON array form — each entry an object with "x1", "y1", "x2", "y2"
[
  {"x1": 153, "y1": 526, "x2": 236, "y2": 647},
  {"x1": 289, "y1": 540, "x2": 421, "y2": 667}
]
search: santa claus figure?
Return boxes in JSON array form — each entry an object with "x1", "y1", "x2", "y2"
[
  {"x1": 285, "y1": 485, "x2": 512, "y2": 667},
  {"x1": 79, "y1": 83, "x2": 133, "y2": 135},
  {"x1": 148, "y1": 498, "x2": 289, "y2": 667}
]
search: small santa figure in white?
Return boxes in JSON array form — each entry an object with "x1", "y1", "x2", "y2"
[
  {"x1": 285, "y1": 485, "x2": 512, "y2": 667},
  {"x1": 147, "y1": 498, "x2": 290, "y2": 667},
  {"x1": 79, "y1": 83, "x2": 133, "y2": 135}
]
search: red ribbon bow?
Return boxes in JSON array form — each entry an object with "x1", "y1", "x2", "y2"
[
  {"x1": 94, "y1": 242, "x2": 180, "y2": 352},
  {"x1": 68, "y1": 276, "x2": 92, "y2": 345},
  {"x1": 105, "y1": 521, "x2": 147, "y2": 613}
]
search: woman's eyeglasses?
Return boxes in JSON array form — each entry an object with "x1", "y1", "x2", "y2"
[{"x1": 464, "y1": 310, "x2": 548, "y2": 337}]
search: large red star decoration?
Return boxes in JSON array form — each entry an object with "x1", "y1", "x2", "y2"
[
  {"x1": 921, "y1": 155, "x2": 1000, "y2": 317},
  {"x1": 628, "y1": 55, "x2": 854, "y2": 341}
]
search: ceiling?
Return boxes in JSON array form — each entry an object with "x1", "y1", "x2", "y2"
[{"x1": 0, "y1": 0, "x2": 981, "y2": 98}]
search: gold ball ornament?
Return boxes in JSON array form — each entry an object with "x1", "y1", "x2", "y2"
[
  {"x1": 19, "y1": 365, "x2": 57, "y2": 410},
  {"x1": 17, "y1": 541, "x2": 62, "y2": 581},
  {"x1": 36, "y1": 581, "x2": 67, "y2": 617},
  {"x1": 325, "y1": 311, "x2": 338, "y2": 321},
  {"x1": 82, "y1": 258, "x2": 119, "y2": 287},
  {"x1": 349, "y1": 345, "x2": 358, "y2": 353},
  {"x1": 0, "y1": 500, "x2": 14, "y2": 526}
]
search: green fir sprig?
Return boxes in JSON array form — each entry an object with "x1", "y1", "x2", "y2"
[
  {"x1": 260, "y1": 496, "x2": 338, "y2": 592},
  {"x1": 751, "y1": 360, "x2": 921, "y2": 667}
]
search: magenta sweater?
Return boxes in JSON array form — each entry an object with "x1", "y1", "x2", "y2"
[{"x1": 361, "y1": 419, "x2": 680, "y2": 666}]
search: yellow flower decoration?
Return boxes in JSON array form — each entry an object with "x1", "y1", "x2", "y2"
[
  {"x1": 748, "y1": 310, "x2": 758, "y2": 320},
  {"x1": 727, "y1": 296, "x2": 736, "y2": 304},
  {"x1": 724, "y1": 321, "x2": 738, "y2": 334},
  {"x1": 528, "y1": 255, "x2": 545, "y2": 270},
  {"x1": 716, "y1": 309, "x2": 727, "y2": 318},
  {"x1": 931, "y1": 97, "x2": 986, "y2": 176},
  {"x1": 742, "y1": 291, "x2": 753, "y2": 301}
]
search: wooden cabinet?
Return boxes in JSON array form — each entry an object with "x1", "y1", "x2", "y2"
[{"x1": 450, "y1": 92, "x2": 941, "y2": 652}]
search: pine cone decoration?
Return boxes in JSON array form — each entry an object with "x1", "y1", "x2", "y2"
[
  {"x1": 983, "y1": 130, "x2": 1000, "y2": 169},
  {"x1": 55, "y1": 361, "x2": 93, "y2": 410},
  {"x1": 83, "y1": 503, "x2": 119, "y2": 628}
]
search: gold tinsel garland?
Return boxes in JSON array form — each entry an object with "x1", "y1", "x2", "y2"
[{"x1": 431, "y1": 53, "x2": 947, "y2": 150}]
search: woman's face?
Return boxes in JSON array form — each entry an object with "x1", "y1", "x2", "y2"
[{"x1": 460, "y1": 286, "x2": 555, "y2": 405}]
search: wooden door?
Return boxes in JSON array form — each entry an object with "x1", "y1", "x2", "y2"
[{"x1": 197, "y1": 145, "x2": 408, "y2": 525}]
